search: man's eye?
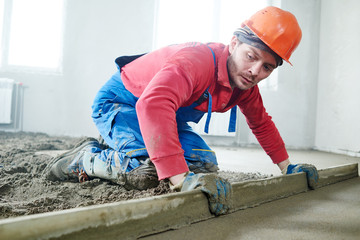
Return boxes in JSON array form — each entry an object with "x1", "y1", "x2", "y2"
[
  {"x1": 264, "y1": 65, "x2": 273, "y2": 72},
  {"x1": 247, "y1": 53, "x2": 253, "y2": 59}
]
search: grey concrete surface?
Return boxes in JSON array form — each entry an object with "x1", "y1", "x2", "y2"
[
  {"x1": 215, "y1": 147, "x2": 360, "y2": 176},
  {"x1": 141, "y1": 177, "x2": 360, "y2": 240},
  {"x1": 1, "y1": 163, "x2": 355, "y2": 240},
  {"x1": 0, "y1": 172, "x2": 309, "y2": 240},
  {"x1": 14, "y1": 148, "x2": 359, "y2": 240}
]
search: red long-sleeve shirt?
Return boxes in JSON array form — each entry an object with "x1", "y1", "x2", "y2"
[{"x1": 121, "y1": 42, "x2": 288, "y2": 180}]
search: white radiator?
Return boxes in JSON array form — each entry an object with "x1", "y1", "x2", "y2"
[{"x1": 0, "y1": 78, "x2": 15, "y2": 124}]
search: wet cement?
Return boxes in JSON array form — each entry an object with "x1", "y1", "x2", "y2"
[
  {"x1": 142, "y1": 177, "x2": 360, "y2": 240},
  {"x1": 0, "y1": 131, "x2": 271, "y2": 219}
]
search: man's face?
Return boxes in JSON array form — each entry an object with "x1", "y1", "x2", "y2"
[{"x1": 227, "y1": 36, "x2": 277, "y2": 90}]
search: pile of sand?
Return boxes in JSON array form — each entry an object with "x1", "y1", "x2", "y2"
[{"x1": 0, "y1": 131, "x2": 270, "y2": 219}]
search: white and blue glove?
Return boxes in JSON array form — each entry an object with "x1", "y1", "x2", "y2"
[
  {"x1": 172, "y1": 172, "x2": 232, "y2": 216},
  {"x1": 282, "y1": 164, "x2": 319, "y2": 189}
]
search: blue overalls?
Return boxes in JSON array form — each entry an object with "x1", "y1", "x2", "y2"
[{"x1": 90, "y1": 47, "x2": 237, "y2": 175}]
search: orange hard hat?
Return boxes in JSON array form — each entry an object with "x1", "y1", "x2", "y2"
[{"x1": 243, "y1": 6, "x2": 302, "y2": 65}]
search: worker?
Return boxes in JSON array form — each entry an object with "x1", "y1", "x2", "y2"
[{"x1": 44, "y1": 6, "x2": 318, "y2": 216}]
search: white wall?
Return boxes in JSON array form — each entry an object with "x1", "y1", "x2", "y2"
[
  {"x1": 0, "y1": 0, "x2": 155, "y2": 137},
  {"x1": 315, "y1": 0, "x2": 360, "y2": 156}
]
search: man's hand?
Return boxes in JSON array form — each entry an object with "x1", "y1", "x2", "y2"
[
  {"x1": 283, "y1": 164, "x2": 319, "y2": 189},
  {"x1": 180, "y1": 172, "x2": 232, "y2": 216}
]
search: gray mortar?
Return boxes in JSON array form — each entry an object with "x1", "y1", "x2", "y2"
[{"x1": 0, "y1": 131, "x2": 272, "y2": 219}]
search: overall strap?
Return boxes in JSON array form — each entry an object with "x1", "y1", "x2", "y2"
[
  {"x1": 228, "y1": 106, "x2": 237, "y2": 132},
  {"x1": 203, "y1": 44, "x2": 215, "y2": 134},
  {"x1": 203, "y1": 44, "x2": 237, "y2": 133}
]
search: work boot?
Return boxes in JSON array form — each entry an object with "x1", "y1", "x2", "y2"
[
  {"x1": 116, "y1": 158, "x2": 159, "y2": 190},
  {"x1": 44, "y1": 137, "x2": 159, "y2": 190},
  {"x1": 43, "y1": 137, "x2": 99, "y2": 182},
  {"x1": 82, "y1": 152, "x2": 159, "y2": 190}
]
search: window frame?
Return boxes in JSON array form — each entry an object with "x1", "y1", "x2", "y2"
[{"x1": 0, "y1": 0, "x2": 65, "y2": 74}]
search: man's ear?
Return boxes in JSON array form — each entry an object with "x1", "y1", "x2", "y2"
[{"x1": 229, "y1": 36, "x2": 238, "y2": 54}]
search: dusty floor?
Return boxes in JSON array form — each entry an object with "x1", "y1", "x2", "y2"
[{"x1": 0, "y1": 131, "x2": 271, "y2": 219}]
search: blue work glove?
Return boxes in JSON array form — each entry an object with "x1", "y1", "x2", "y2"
[
  {"x1": 284, "y1": 164, "x2": 319, "y2": 189},
  {"x1": 180, "y1": 172, "x2": 232, "y2": 216}
]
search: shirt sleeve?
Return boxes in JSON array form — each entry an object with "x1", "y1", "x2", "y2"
[
  {"x1": 135, "y1": 49, "x2": 214, "y2": 180},
  {"x1": 238, "y1": 86, "x2": 289, "y2": 164}
]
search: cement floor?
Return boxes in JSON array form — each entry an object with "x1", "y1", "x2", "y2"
[
  {"x1": 215, "y1": 147, "x2": 360, "y2": 176},
  {"x1": 35, "y1": 147, "x2": 360, "y2": 240},
  {"x1": 141, "y1": 148, "x2": 360, "y2": 240},
  {"x1": 142, "y1": 177, "x2": 360, "y2": 240}
]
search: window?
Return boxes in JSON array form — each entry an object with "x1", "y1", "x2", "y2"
[
  {"x1": 154, "y1": 0, "x2": 215, "y2": 49},
  {"x1": 154, "y1": 0, "x2": 280, "y2": 91},
  {"x1": 0, "y1": 0, "x2": 64, "y2": 72},
  {"x1": 154, "y1": 0, "x2": 270, "y2": 47}
]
